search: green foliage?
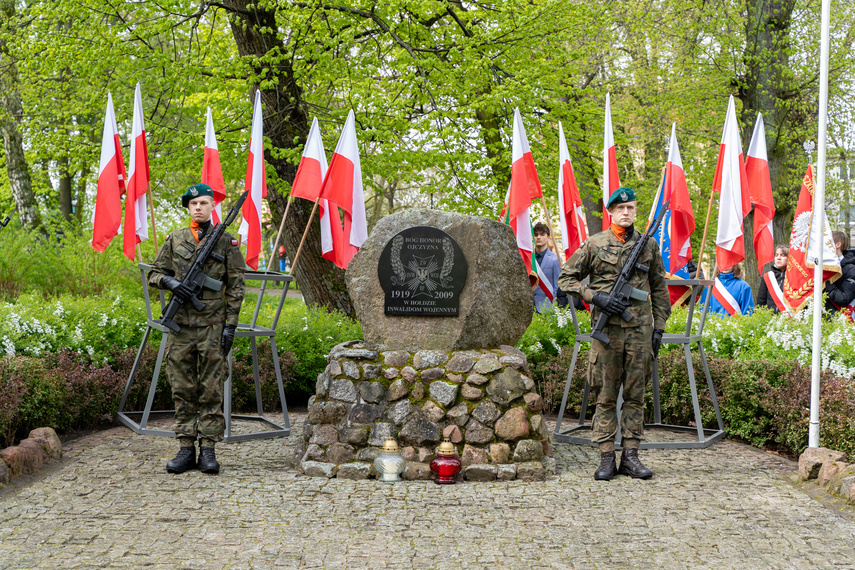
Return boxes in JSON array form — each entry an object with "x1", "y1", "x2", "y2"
[
  {"x1": 0, "y1": 293, "x2": 150, "y2": 362},
  {"x1": 0, "y1": 221, "x2": 142, "y2": 302},
  {"x1": 517, "y1": 306, "x2": 588, "y2": 364},
  {"x1": 234, "y1": 294, "x2": 363, "y2": 395}
]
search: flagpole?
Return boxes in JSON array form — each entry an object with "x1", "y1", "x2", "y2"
[
  {"x1": 696, "y1": 186, "x2": 717, "y2": 278},
  {"x1": 136, "y1": 243, "x2": 145, "y2": 264},
  {"x1": 146, "y1": 181, "x2": 159, "y2": 252},
  {"x1": 272, "y1": 194, "x2": 294, "y2": 256},
  {"x1": 809, "y1": 0, "x2": 831, "y2": 449},
  {"x1": 645, "y1": 166, "x2": 667, "y2": 232},
  {"x1": 288, "y1": 198, "x2": 320, "y2": 275},
  {"x1": 539, "y1": 196, "x2": 560, "y2": 256}
]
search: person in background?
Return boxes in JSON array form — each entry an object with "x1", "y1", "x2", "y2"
[
  {"x1": 824, "y1": 231, "x2": 855, "y2": 314},
  {"x1": 703, "y1": 262, "x2": 754, "y2": 317},
  {"x1": 532, "y1": 222, "x2": 564, "y2": 312},
  {"x1": 756, "y1": 245, "x2": 789, "y2": 313}
]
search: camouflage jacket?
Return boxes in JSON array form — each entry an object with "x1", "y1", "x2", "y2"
[
  {"x1": 558, "y1": 227, "x2": 671, "y2": 330},
  {"x1": 148, "y1": 227, "x2": 245, "y2": 328}
]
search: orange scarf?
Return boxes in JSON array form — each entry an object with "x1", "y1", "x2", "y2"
[
  {"x1": 190, "y1": 220, "x2": 205, "y2": 242},
  {"x1": 610, "y1": 223, "x2": 628, "y2": 243}
]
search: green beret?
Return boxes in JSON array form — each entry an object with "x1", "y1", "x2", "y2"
[
  {"x1": 606, "y1": 187, "x2": 637, "y2": 209},
  {"x1": 181, "y1": 183, "x2": 215, "y2": 208}
]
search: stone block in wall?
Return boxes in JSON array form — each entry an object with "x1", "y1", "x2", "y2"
[
  {"x1": 301, "y1": 461, "x2": 338, "y2": 478},
  {"x1": 516, "y1": 461, "x2": 545, "y2": 481},
  {"x1": 403, "y1": 462, "x2": 433, "y2": 481},
  {"x1": 486, "y1": 368, "x2": 526, "y2": 406},
  {"x1": 461, "y1": 445, "x2": 488, "y2": 466},
  {"x1": 337, "y1": 462, "x2": 372, "y2": 480},
  {"x1": 494, "y1": 407, "x2": 530, "y2": 440},
  {"x1": 464, "y1": 464, "x2": 497, "y2": 482}
]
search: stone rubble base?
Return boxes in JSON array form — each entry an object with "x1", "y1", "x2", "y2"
[{"x1": 299, "y1": 341, "x2": 554, "y2": 481}]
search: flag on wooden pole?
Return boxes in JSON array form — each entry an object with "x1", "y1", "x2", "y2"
[
  {"x1": 238, "y1": 91, "x2": 267, "y2": 270},
  {"x1": 92, "y1": 93, "x2": 127, "y2": 252},
  {"x1": 746, "y1": 113, "x2": 775, "y2": 273},
  {"x1": 665, "y1": 123, "x2": 695, "y2": 274},
  {"x1": 602, "y1": 93, "x2": 621, "y2": 230},
  {"x1": 713, "y1": 95, "x2": 751, "y2": 271},
  {"x1": 291, "y1": 117, "x2": 338, "y2": 264},
  {"x1": 557, "y1": 121, "x2": 587, "y2": 259},
  {"x1": 122, "y1": 84, "x2": 150, "y2": 260},
  {"x1": 202, "y1": 108, "x2": 227, "y2": 224},
  {"x1": 318, "y1": 110, "x2": 367, "y2": 270}
]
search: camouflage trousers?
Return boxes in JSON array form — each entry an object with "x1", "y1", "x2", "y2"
[
  {"x1": 587, "y1": 323, "x2": 653, "y2": 447},
  {"x1": 165, "y1": 323, "x2": 226, "y2": 448}
]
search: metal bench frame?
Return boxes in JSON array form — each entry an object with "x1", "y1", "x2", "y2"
[
  {"x1": 116, "y1": 264, "x2": 293, "y2": 442},
  {"x1": 552, "y1": 278, "x2": 725, "y2": 449}
]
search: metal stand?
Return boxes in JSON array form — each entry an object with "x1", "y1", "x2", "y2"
[
  {"x1": 552, "y1": 279, "x2": 725, "y2": 449},
  {"x1": 116, "y1": 264, "x2": 293, "y2": 442}
]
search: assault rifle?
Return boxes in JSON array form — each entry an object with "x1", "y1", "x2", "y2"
[
  {"x1": 590, "y1": 200, "x2": 669, "y2": 345},
  {"x1": 160, "y1": 190, "x2": 249, "y2": 333}
]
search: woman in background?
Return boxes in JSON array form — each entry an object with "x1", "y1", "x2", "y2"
[{"x1": 756, "y1": 245, "x2": 789, "y2": 313}]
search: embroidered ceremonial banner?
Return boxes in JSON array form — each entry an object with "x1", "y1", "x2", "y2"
[{"x1": 783, "y1": 165, "x2": 841, "y2": 313}]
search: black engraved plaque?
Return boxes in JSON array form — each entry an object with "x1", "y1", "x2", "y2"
[{"x1": 378, "y1": 226, "x2": 467, "y2": 316}]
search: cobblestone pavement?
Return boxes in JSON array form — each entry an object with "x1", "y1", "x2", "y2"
[{"x1": 2, "y1": 415, "x2": 854, "y2": 569}]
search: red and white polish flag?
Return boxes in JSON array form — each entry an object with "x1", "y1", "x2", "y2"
[
  {"x1": 202, "y1": 107, "x2": 227, "y2": 224},
  {"x1": 318, "y1": 110, "x2": 368, "y2": 270},
  {"x1": 507, "y1": 108, "x2": 538, "y2": 277},
  {"x1": 602, "y1": 93, "x2": 621, "y2": 230},
  {"x1": 92, "y1": 92, "x2": 127, "y2": 253},
  {"x1": 713, "y1": 95, "x2": 751, "y2": 271},
  {"x1": 746, "y1": 113, "x2": 775, "y2": 273},
  {"x1": 122, "y1": 84, "x2": 150, "y2": 260},
  {"x1": 238, "y1": 91, "x2": 268, "y2": 270},
  {"x1": 291, "y1": 117, "x2": 337, "y2": 264},
  {"x1": 557, "y1": 121, "x2": 587, "y2": 260},
  {"x1": 665, "y1": 123, "x2": 695, "y2": 273}
]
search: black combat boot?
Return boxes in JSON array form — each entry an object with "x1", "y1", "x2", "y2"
[
  {"x1": 594, "y1": 451, "x2": 617, "y2": 481},
  {"x1": 166, "y1": 446, "x2": 197, "y2": 473},
  {"x1": 618, "y1": 448, "x2": 653, "y2": 479},
  {"x1": 198, "y1": 447, "x2": 220, "y2": 475}
]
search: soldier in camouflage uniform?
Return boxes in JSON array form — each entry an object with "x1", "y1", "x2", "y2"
[
  {"x1": 148, "y1": 183, "x2": 245, "y2": 475},
  {"x1": 558, "y1": 187, "x2": 670, "y2": 480}
]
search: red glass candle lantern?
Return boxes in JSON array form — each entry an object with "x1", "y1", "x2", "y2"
[{"x1": 430, "y1": 438, "x2": 462, "y2": 484}]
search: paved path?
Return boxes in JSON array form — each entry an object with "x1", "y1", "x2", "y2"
[{"x1": 1, "y1": 415, "x2": 854, "y2": 569}]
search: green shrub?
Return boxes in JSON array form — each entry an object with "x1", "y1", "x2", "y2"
[
  {"x1": 531, "y1": 345, "x2": 855, "y2": 458},
  {"x1": 0, "y1": 220, "x2": 141, "y2": 302}
]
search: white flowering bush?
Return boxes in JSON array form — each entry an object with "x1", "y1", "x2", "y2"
[
  {"x1": 0, "y1": 293, "x2": 149, "y2": 363},
  {"x1": 518, "y1": 301, "x2": 855, "y2": 381},
  {"x1": 671, "y1": 301, "x2": 855, "y2": 380}
]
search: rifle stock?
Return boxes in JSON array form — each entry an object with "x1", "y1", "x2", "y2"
[{"x1": 159, "y1": 191, "x2": 249, "y2": 333}]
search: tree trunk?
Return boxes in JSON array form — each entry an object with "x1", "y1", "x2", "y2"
[
  {"x1": 222, "y1": 0, "x2": 353, "y2": 317},
  {"x1": 739, "y1": 0, "x2": 801, "y2": 220},
  {"x1": 58, "y1": 156, "x2": 74, "y2": 221},
  {"x1": 0, "y1": 1, "x2": 40, "y2": 231}
]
